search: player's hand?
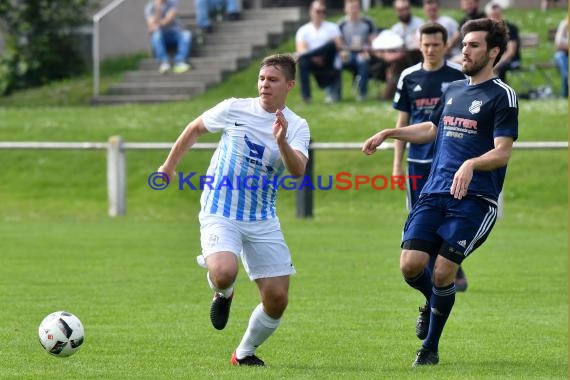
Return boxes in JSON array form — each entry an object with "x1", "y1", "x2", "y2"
[
  {"x1": 157, "y1": 165, "x2": 176, "y2": 184},
  {"x1": 450, "y1": 160, "x2": 474, "y2": 199},
  {"x1": 273, "y1": 109, "x2": 288, "y2": 144},
  {"x1": 362, "y1": 131, "x2": 386, "y2": 155}
]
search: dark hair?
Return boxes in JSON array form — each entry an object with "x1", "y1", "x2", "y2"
[
  {"x1": 260, "y1": 53, "x2": 297, "y2": 81},
  {"x1": 461, "y1": 18, "x2": 509, "y2": 65},
  {"x1": 422, "y1": 0, "x2": 440, "y2": 6},
  {"x1": 419, "y1": 22, "x2": 448, "y2": 44}
]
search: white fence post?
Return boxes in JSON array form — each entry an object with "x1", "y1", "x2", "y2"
[{"x1": 107, "y1": 136, "x2": 126, "y2": 217}]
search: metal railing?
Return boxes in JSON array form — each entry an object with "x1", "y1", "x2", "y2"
[
  {"x1": 92, "y1": 0, "x2": 127, "y2": 97},
  {"x1": 1, "y1": 138, "x2": 567, "y2": 217}
]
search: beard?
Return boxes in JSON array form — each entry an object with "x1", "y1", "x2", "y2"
[
  {"x1": 462, "y1": 55, "x2": 491, "y2": 76},
  {"x1": 398, "y1": 14, "x2": 411, "y2": 23}
]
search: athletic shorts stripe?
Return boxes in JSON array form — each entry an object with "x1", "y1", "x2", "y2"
[{"x1": 465, "y1": 203, "x2": 497, "y2": 255}]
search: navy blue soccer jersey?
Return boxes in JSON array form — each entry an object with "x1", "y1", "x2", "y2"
[
  {"x1": 393, "y1": 61, "x2": 466, "y2": 163},
  {"x1": 424, "y1": 78, "x2": 519, "y2": 202}
]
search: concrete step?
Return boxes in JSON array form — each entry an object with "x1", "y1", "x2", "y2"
[
  {"x1": 238, "y1": 7, "x2": 304, "y2": 19},
  {"x1": 193, "y1": 44, "x2": 265, "y2": 58},
  {"x1": 138, "y1": 58, "x2": 234, "y2": 70},
  {"x1": 138, "y1": 56, "x2": 251, "y2": 71},
  {"x1": 123, "y1": 70, "x2": 224, "y2": 84},
  {"x1": 93, "y1": 6, "x2": 307, "y2": 105},
  {"x1": 197, "y1": 32, "x2": 287, "y2": 48},
  {"x1": 179, "y1": 7, "x2": 303, "y2": 24},
  {"x1": 107, "y1": 82, "x2": 206, "y2": 96},
  {"x1": 199, "y1": 33, "x2": 270, "y2": 46},
  {"x1": 213, "y1": 21, "x2": 288, "y2": 34},
  {"x1": 92, "y1": 94, "x2": 190, "y2": 105}
]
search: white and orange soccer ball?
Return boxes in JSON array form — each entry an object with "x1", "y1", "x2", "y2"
[{"x1": 38, "y1": 311, "x2": 84, "y2": 357}]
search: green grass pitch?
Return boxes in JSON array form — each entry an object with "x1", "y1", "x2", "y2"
[{"x1": 0, "y1": 7, "x2": 567, "y2": 379}]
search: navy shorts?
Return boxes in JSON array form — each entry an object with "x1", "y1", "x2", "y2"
[{"x1": 401, "y1": 193, "x2": 498, "y2": 264}]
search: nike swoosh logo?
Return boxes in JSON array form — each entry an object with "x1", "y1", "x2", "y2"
[{"x1": 234, "y1": 122, "x2": 246, "y2": 126}]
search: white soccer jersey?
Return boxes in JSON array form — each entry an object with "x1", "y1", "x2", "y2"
[{"x1": 200, "y1": 97, "x2": 310, "y2": 221}]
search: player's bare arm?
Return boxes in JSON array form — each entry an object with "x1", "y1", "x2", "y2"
[
  {"x1": 392, "y1": 111, "x2": 411, "y2": 177},
  {"x1": 158, "y1": 116, "x2": 209, "y2": 180},
  {"x1": 362, "y1": 121, "x2": 437, "y2": 156},
  {"x1": 450, "y1": 136, "x2": 514, "y2": 199},
  {"x1": 273, "y1": 109, "x2": 307, "y2": 178}
]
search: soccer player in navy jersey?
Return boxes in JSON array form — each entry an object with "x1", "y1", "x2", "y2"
[
  {"x1": 363, "y1": 18, "x2": 517, "y2": 367},
  {"x1": 392, "y1": 22, "x2": 469, "y2": 342},
  {"x1": 158, "y1": 54, "x2": 310, "y2": 366}
]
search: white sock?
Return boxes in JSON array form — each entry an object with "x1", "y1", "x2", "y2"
[
  {"x1": 235, "y1": 303, "x2": 281, "y2": 359},
  {"x1": 207, "y1": 272, "x2": 233, "y2": 299}
]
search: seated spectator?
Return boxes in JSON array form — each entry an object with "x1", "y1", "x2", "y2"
[
  {"x1": 554, "y1": 16, "x2": 568, "y2": 98},
  {"x1": 422, "y1": 0, "x2": 460, "y2": 59},
  {"x1": 449, "y1": 0, "x2": 486, "y2": 64},
  {"x1": 296, "y1": 1, "x2": 343, "y2": 104},
  {"x1": 485, "y1": 2, "x2": 520, "y2": 83},
  {"x1": 370, "y1": 29, "x2": 416, "y2": 100},
  {"x1": 195, "y1": 0, "x2": 241, "y2": 33},
  {"x1": 338, "y1": 0, "x2": 377, "y2": 101},
  {"x1": 390, "y1": 0, "x2": 424, "y2": 65},
  {"x1": 145, "y1": 0, "x2": 192, "y2": 74}
]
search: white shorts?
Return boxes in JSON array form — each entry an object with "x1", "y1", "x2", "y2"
[{"x1": 197, "y1": 213, "x2": 296, "y2": 280}]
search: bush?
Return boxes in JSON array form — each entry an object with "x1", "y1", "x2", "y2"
[{"x1": 0, "y1": 0, "x2": 95, "y2": 95}]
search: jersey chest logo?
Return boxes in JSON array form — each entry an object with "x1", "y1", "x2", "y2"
[
  {"x1": 244, "y1": 134, "x2": 265, "y2": 159},
  {"x1": 468, "y1": 100, "x2": 483, "y2": 114}
]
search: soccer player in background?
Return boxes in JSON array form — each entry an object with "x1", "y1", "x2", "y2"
[
  {"x1": 391, "y1": 22, "x2": 468, "y2": 343},
  {"x1": 157, "y1": 54, "x2": 310, "y2": 366},
  {"x1": 363, "y1": 18, "x2": 517, "y2": 366}
]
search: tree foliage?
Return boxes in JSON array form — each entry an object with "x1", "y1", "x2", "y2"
[{"x1": 0, "y1": 0, "x2": 96, "y2": 95}]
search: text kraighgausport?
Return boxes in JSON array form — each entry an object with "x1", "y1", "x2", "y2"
[{"x1": 148, "y1": 172, "x2": 422, "y2": 191}]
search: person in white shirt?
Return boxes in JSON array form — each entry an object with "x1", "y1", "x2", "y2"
[
  {"x1": 157, "y1": 54, "x2": 310, "y2": 367},
  {"x1": 391, "y1": 0, "x2": 425, "y2": 64},
  {"x1": 422, "y1": 0, "x2": 460, "y2": 59},
  {"x1": 295, "y1": 0, "x2": 343, "y2": 103}
]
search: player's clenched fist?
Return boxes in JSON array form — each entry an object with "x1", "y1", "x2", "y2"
[
  {"x1": 157, "y1": 165, "x2": 176, "y2": 183},
  {"x1": 362, "y1": 131, "x2": 387, "y2": 155}
]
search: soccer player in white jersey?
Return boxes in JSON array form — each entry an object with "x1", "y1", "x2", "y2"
[
  {"x1": 158, "y1": 54, "x2": 310, "y2": 366},
  {"x1": 363, "y1": 19, "x2": 517, "y2": 367}
]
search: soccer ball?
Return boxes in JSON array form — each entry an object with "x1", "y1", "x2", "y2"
[{"x1": 38, "y1": 311, "x2": 85, "y2": 357}]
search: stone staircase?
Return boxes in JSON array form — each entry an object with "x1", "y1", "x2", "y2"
[{"x1": 92, "y1": 7, "x2": 306, "y2": 105}]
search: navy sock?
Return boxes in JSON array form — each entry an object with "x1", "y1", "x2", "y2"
[
  {"x1": 423, "y1": 283, "x2": 456, "y2": 353},
  {"x1": 404, "y1": 268, "x2": 433, "y2": 302}
]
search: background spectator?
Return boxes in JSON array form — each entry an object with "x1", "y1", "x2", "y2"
[
  {"x1": 370, "y1": 29, "x2": 416, "y2": 100},
  {"x1": 338, "y1": 0, "x2": 378, "y2": 101},
  {"x1": 485, "y1": 2, "x2": 520, "y2": 83},
  {"x1": 422, "y1": 0, "x2": 460, "y2": 59},
  {"x1": 296, "y1": 1, "x2": 343, "y2": 104},
  {"x1": 195, "y1": 0, "x2": 241, "y2": 33},
  {"x1": 449, "y1": 0, "x2": 486, "y2": 64},
  {"x1": 390, "y1": 0, "x2": 425, "y2": 64},
  {"x1": 145, "y1": 0, "x2": 192, "y2": 74},
  {"x1": 554, "y1": 16, "x2": 568, "y2": 97}
]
